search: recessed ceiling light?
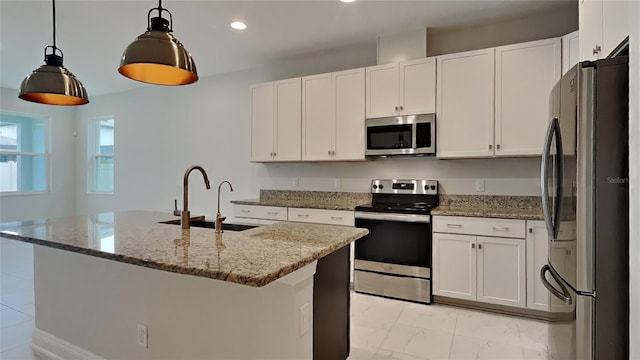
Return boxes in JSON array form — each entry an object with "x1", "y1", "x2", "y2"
[{"x1": 231, "y1": 21, "x2": 247, "y2": 30}]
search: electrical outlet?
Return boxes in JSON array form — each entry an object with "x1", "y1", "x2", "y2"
[
  {"x1": 299, "y1": 302, "x2": 311, "y2": 336},
  {"x1": 475, "y1": 179, "x2": 485, "y2": 192},
  {"x1": 292, "y1": 177, "x2": 299, "y2": 188},
  {"x1": 137, "y1": 323, "x2": 148, "y2": 348}
]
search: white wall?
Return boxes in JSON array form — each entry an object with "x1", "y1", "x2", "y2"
[
  {"x1": 628, "y1": 2, "x2": 639, "y2": 359},
  {"x1": 0, "y1": 88, "x2": 77, "y2": 222}
]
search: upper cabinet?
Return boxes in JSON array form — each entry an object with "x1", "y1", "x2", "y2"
[
  {"x1": 562, "y1": 30, "x2": 580, "y2": 75},
  {"x1": 579, "y1": 0, "x2": 629, "y2": 60},
  {"x1": 365, "y1": 58, "x2": 436, "y2": 119},
  {"x1": 495, "y1": 38, "x2": 561, "y2": 156},
  {"x1": 302, "y1": 68, "x2": 365, "y2": 161},
  {"x1": 437, "y1": 38, "x2": 561, "y2": 158},
  {"x1": 250, "y1": 78, "x2": 302, "y2": 162},
  {"x1": 437, "y1": 48, "x2": 495, "y2": 158}
]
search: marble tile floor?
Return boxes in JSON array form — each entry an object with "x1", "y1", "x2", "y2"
[{"x1": 1, "y1": 238, "x2": 550, "y2": 360}]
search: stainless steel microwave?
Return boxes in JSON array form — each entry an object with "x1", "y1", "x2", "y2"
[{"x1": 365, "y1": 114, "x2": 436, "y2": 156}]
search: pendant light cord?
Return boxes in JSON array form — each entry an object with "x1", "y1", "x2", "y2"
[{"x1": 51, "y1": 0, "x2": 56, "y2": 50}]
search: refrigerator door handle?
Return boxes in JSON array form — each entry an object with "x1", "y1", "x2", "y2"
[
  {"x1": 541, "y1": 118, "x2": 557, "y2": 238},
  {"x1": 540, "y1": 264, "x2": 572, "y2": 304}
]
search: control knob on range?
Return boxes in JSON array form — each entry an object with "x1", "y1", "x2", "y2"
[
  {"x1": 379, "y1": 184, "x2": 384, "y2": 189},
  {"x1": 372, "y1": 184, "x2": 378, "y2": 189},
  {"x1": 430, "y1": 185, "x2": 436, "y2": 190}
]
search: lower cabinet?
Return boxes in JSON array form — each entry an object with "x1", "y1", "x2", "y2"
[
  {"x1": 233, "y1": 204, "x2": 287, "y2": 225},
  {"x1": 432, "y1": 216, "x2": 527, "y2": 308},
  {"x1": 526, "y1": 220, "x2": 575, "y2": 312}
]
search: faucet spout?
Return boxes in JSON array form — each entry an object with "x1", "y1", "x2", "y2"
[
  {"x1": 181, "y1": 165, "x2": 211, "y2": 229},
  {"x1": 216, "y1": 181, "x2": 234, "y2": 233}
]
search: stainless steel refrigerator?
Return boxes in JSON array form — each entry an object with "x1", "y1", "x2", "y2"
[{"x1": 540, "y1": 56, "x2": 629, "y2": 360}]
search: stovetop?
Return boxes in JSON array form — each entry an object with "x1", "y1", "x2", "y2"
[{"x1": 355, "y1": 179, "x2": 439, "y2": 215}]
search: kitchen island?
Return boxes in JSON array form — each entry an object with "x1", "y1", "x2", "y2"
[{"x1": 0, "y1": 211, "x2": 368, "y2": 360}]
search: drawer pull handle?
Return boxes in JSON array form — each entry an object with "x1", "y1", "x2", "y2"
[
  {"x1": 330, "y1": 216, "x2": 343, "y2": 220},
  {"x1": 297, "y1": 214, "x2": 309, "y2": 218},
  {"x1": 267, "y1": 212, "x2": 278, "y2": 216},
  {"x1": 446, "y1": 224, "x2": 462, "y2": 228},
  {"x1": 492, "y1": 226, "x2": 510, "y2": 231}
]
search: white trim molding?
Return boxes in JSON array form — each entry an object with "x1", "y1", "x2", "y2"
[{"x1": 32, "y1": 328, "x2": 106, "y2": 360}]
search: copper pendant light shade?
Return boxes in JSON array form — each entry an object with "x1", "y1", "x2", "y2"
[
  {"x1": 118, "y1": 2, "x2": 198, "y2": 86},
  {"x1": 19, "y1": 0, "x2": 88, "y2": 106}
]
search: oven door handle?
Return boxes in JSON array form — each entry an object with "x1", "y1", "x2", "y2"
[{"x1": 354, "y1": 212, "x2": 431, "y2": 223}]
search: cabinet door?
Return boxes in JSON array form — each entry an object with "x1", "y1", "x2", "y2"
[
  {"x1": 432, "y1": 233, "x2": 476, "y2": 301},
  {"x1": 602, "y1": 0, "x2": 629, "y2": 57},
  {"x1": 562, "y1": 31, "x2": 580, "y2": 75},
  {"x1": 495, "y1": 38, "x2": 561, "y2": 156},
  {"x1": 579, "y1": 0, "x2": 604, "y2": 60},
  {"x1": 333, "y1": 68, "x2": 365, "y2": 160},
  {"x1": 527, "y1": 221, "x2": 552, "y2": 311},
  {"x1": 302, "y1": 74, "x2": 333, "y2": 160},
  {"x1": 366, "y1": 63, "x2": 399, "y2": 118},
  {"x1": 400, "y1": 58, "x2": 436, "y2": 115},
  {"x1": 274, "y1": 78, "x2": 302, "y2": 161},
  {"x1": 477, "y1": 236, "x2": 526, "y2": 308},
  {"x1": 436, "y1": 48, "x2": 495, "y2": 158},
  {"x1": 250, "y1": 82, "x2": 275, "y2": 162}
]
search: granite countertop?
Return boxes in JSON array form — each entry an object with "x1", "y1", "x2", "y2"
[
  {"x1": 231, "y1": 190, "x2": 372, "y2": 211},
  {"x1": 0, "y1": 211, "x2": 368, "y2": 287},
  {"x1": 430, "y1": 206, "x2": 544, "y2": 220},
  {"x1": 431, "y1": 195, "x2": 544, "y2": 220}
]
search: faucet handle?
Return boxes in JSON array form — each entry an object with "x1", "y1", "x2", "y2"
[{"x1": 173, "y1": 199, "x2": 181, "y2": 216}]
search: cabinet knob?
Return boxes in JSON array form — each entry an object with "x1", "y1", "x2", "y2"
[
  {"x1": 529, "y1": 228, "x2": 533, "y2": 233},
  {"x1": 399, "y1": 105, "x2": 404, "y2": 110},
  {"x1": 478, "y1": 243, "x2": 483, "y2": 250},
  {"x1": 395, "y1": 106, "x2": 399, "y2": 111},
  {"x1": 489, "y1": 144, "x2": 493, "y2": 150},
  {"x1": 471, "y1": 243, "x2": 476, "y2": 249},
  {"x1": 496, "y1": 144, "x2": 501, "y2": 150},
  {"x1": 328, "y1": 150, "x2": 331, "y2": 155},
  {"x1": 593, "y1": 45, "x2": 602, "y2": 55}
]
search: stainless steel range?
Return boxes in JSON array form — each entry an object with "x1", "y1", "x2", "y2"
[{"x1": 354, "y1": 179, "x2": 439, "y2": 304}]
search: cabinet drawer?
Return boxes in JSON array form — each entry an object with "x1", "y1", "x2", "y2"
[
  {"x1": 288, "y1": 208, "x2": 354, "y2": 226},
  {"x1": 433, "y1": 216, "x2": 526, "y2": 238},
  {"x1": 233, "y1": 205, "x2": 287, "y2": 221}
]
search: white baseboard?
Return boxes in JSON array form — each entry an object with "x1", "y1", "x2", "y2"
[{"x1": 32, "y1": 328, "x2": 105, "y2": 360}]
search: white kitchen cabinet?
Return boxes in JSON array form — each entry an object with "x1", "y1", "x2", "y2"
[
  {"x1": 433, "y1": 216, "x2": 526, "y2": 308},
  {"x1": 436, "y1": 48, "x2": 495, "y2": 158},
  {"x1": 288, "y1": 208, "x2": 354, "y2": 226},
  {"x1": 495, "y1": 38, "x2": 561, "y2": 157},
  {"x1": 302, "y1": 68, "x2": 365, "y2": 161},
  {"x1": 562, "y1": 30, "x2": 580, "y2": 75},
  {"x1": 250, "y1": 78, "x2": 301, "y2": 162},
  {"x1": 476, "y1": 236, "x2": 526, "y2": 308},
  {"x1": 433, "y1": 233, "x2": 477, "y2": 301},
  {"x1": 526, "y1": 220, "x2": 576, "y2": 312},
  {"x1": 580, "y1": 0, "x2": 629, "y2": 60},
  {"x1": 365, "y1": 58, "x2": 436, "y2": 119},
  {"x1": 233, "y1": 204, "x2": 287, "y2": 225}
]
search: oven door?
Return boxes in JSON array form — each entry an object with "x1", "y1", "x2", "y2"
[{"x1": 354, "y1": 212, "x2": 432, "y2": 303}]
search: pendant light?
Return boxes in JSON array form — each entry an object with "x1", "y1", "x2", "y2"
[
  {"x1": 118, "y1": 0, "x2": 198, "y2": 86},
  {"x1": 19, "y1": 0, "x2": 89, "y2": 106}
]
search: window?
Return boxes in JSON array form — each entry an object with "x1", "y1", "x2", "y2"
[
  {"x1": 88, "y1": 116, "x2": 114, "y2": 193},
  {"x1": 0, "y1": 111, "x2": 49, "y2": 194}
]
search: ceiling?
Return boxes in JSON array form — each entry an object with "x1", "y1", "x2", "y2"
[{"x1": 1, "y1": 0, "x2": 574, "y2": 97}]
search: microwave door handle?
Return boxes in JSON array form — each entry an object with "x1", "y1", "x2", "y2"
[
  {"x1": 541, "y1": 118, "x2": 557, "y2": 238},
  {"x1": 540, "y1": 264, "x2": 572, "y2": 304}
]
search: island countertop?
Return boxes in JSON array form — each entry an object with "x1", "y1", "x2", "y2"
[{"x1": 0, "y1": 210, "x2": 368, "y2": 287}]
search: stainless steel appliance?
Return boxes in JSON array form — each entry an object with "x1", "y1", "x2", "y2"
[
  {"x1": 540, "y1": 57, "x2": 629, "y2": 360},
  {"x1": 365, "y1": 114, "x2": 435, "y2": 156},
  {"x1": 354, "y1": 179, "x2": 439, "y2": 303}
]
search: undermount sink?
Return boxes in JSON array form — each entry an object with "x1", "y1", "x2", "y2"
[{"x1": 159, "y1": 219, "x2": 258, "y2": 232}]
